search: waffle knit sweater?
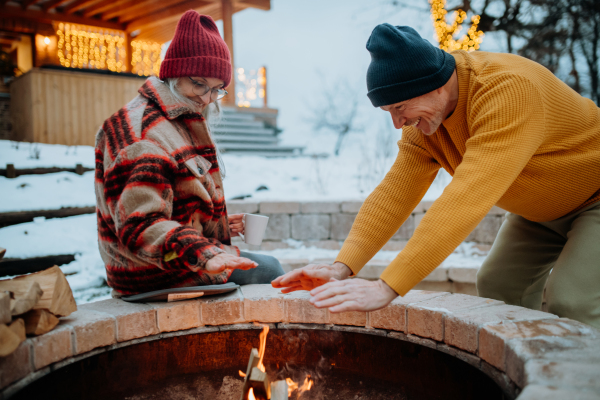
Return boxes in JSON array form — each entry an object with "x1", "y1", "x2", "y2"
[{"x1": 336, "y1": 50, "x2": 600, "y2": 296}]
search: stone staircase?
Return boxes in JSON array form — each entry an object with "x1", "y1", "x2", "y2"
[{"x1": 212, "y1": 107, "x2": 304, "y2": 156}]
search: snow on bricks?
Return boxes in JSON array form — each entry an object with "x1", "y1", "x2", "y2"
[{"x1": 2, "y1": 285, "x2": 599, "y2": 399}]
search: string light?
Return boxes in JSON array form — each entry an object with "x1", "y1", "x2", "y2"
[
  {"x1": 236, "y1": 67, "x2": 266, "y2": 108},
  {"x1": 131, "y1": 40, "x2": 162, "y2": 76},
  {"x1": 430, "y1": 0, "x2": 484, "y2": 52},
  {"x1": 56, "y1": 23, "x2": 127, "y2": 72}
]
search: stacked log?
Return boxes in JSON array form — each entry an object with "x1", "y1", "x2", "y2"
[{"x1": 0, "y1": 266, "x2": 76, "y2": 356}]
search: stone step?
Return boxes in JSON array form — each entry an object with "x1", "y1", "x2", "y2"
[
  {"x1": 219, "y1": 111, "x2": 256, "y2": 122},
  {"x1": 220, "y1": 143, "x2": 304, "y2": 155},
  {"x1": 212, "y1": 126, "x2": 277, "y2": 136},
  {"x1": 215, "y1": 119, "x2": 266, "y2": 129},
  {"x1": 214, "y1": 134, "x2": 278, "y2": 144}
]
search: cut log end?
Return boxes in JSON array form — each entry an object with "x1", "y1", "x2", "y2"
[
  {"x1": 11, "y1": 281, "x2": 43, "y2": 316},
  {"x1": 0, "y1": 323, "x2": 22, "y2": 357},
  {"x1": 23, "y1": 309, "x2": 59, "y2": 336}
]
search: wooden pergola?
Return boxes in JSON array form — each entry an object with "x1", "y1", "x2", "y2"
[{"x1": 0, "y1": 0, "x2": 271, "y2": 101}]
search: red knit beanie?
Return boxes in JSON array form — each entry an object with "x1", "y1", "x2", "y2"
[{"x1": 159, "y1": 11, "x2": 232, "y2": 87}]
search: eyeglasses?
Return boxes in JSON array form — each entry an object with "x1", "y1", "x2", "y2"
[{"x1": 188, "y1": 77, "x2": 228, "y2": 100}]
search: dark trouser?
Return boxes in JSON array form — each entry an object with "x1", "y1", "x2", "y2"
[
  {"x1": 477, "y1": 201, "x2": 600, "y2": 329},
  {"x1": 228, "y1": 251, "x2": 285, "y2": 285}
]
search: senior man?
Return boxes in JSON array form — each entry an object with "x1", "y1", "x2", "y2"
[{"x1": 273, "y1": 24, "x2": 600, "y2": 328}]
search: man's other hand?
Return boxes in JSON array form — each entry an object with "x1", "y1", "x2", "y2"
[
  {"x1": 310, "y1": 278, "x2": 398, "y2": 312},
  {"x1": 271, "y1": 262, "x2": 352, "y2": 293}
]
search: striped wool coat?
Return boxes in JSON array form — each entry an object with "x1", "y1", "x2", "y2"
[{"x1": 95, "y1": 76, "x2": 239, "y2": 295}]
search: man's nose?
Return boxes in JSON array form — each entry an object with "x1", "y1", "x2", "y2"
[{"x1": 392, "y1": 115, "x2": 405, "y2": 130}]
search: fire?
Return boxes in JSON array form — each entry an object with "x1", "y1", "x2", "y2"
[
  {"x1": 285, "y1": 378, "x2": 298, "y2": 396},
  {"x1": 285, "y1": 375, "x2": 313, "y2": 397},
  {"x1": 248, "y1": 388, "x2": 256, "y2": 400},
  {"x1": 257, "y1": 324, "x2": 269, "y2": 372},
  {"x1": 239, "y1": 370, "x2": 246, "y2": 377}
]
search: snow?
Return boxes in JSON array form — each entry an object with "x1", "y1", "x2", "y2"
[{"x1": 0, "y1": 140, "x2": 95, "y2": 169}]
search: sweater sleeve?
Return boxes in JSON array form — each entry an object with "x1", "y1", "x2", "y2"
[
  {"x1": 377, "y1": 75, "x2": 547, "y2": 296},
  {"x1": 104, "y1": 141, "x2": 225, "y2": 272},
  {"x1": 335, "y1": 136, "x2": 441, "y2": 273}
]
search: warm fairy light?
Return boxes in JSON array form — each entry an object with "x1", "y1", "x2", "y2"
[
  {"x1": 131, "y1": 40, "x2": 162, "y2": 76},
  {"x1": 236, "y1": 66, "x2": 267, "y2": 108},
  {"x1": 56, "y1": 22, "x2": 127, "y2": 72},
  {"x1": 430, "y1": 0, "x2": 484, "y2": 52}
]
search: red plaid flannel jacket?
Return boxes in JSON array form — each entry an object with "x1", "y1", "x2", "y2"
[{"x1": 95, "y1": 77, "x2": 239, "y2": 295}]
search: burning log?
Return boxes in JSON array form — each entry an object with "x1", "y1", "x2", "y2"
[
  {"x1": 240, "y1": 348, "x2": 260, "y2": 400},
  {"x1": 270, "y1": 380, "x2": 289, "y2": 400},
  {"x1": 249, "y1": 366, "x2": 271, "y2": 399}
]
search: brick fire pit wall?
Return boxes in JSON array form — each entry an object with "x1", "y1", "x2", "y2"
[{"x1": 1, "y1": 286, "x2": 599, "y2": 399}]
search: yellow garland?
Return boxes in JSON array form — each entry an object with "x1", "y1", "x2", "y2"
[
  {"x1": 131, "y1": 40, "x2": 162, "y2": 77},
  {"x1": 430, "y1": 0, "x2": 484, "y2": 52}
]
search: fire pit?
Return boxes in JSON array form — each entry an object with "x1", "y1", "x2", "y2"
[{"x1": 1, "y1": 285, "x2": 598, "y2": 399}]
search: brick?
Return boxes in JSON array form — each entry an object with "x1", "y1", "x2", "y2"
[
  {"x1": 517, "y1": 385, "x2": 600, "y2": 400},
  {"x1": 380, "y1": 240, "x2": 408, "y2": 251},
  {"x1": 301, "y1": 240, "x2": 341, "y2": 250},
  {"x1": 241, "y1": 284, "x2": 285, "y2": 323},
  {"x1": 61, "y1": 310, "x2": 116, "y2": 354},
  {"x1": 330, "y1": 213, "x2": 356, "y2": 240},
  {"x1": 200, "y1": 289, "x2": 245, "y2": 325},
  {"x1": 447, "y1": 266, "x2": 478, "y2": 283},
  {"x1": 522, "y1": 359, "x2": 600, "y2": 393},
  {"x1": 407, "y1": 294, "x2": 501, "y2": 341},
  {"x1": 329, "y1": 311, "x2": 367, "y2": 327},
  {"x1": 391, "y1": 215, "x2": 414, "y2": 240},
  {"x1": 405, "y1": 334, "x2": 437, "y2": 349},
  {"x1": 284, "y1": 291, "x2": 328, "y2": 324},
  {"x1": 260, "y1": 201, "x2": 300, "y2": 214},
  {"x1": 300, "y1": 201, "x2": 340, "y2": 214},
  {"x1": 340, "y1": 201, "x2": 363, "y2": 213},
  {"x1": 291, "y1": 214, "x2": 331, "y2": 240},
  {"x1": 0, "y1": 341, "x2": 32, "y2": 389},
  {"x1": 480, "y1": 318, "x2": 587, "y2": 372},
  {"x1": 147, "y1": 300, "x2": 201, "y2": 333},
  {"x1": 444, "y1": 304, "x2": 555, "y2": 354},
  {"x1": 31, "y1": 324, "x2": 73, "y2": 370},
  {"x1": 466, "y1": 215, "x2": 502, "y2": 244},
  {"x1": 263, "y1": 214, "x2": 291, "y2": 240},
  {"x1": 368, "y1": 290, "x2": 449, "y2": 332},
  {"x1": 226, "y1": 200, "x2": 259, "y2": 214},
  {"x1": 80, "y1": 299, "x2": 159, "y2": 342},
  {"x1": 330, "y1": 325, "x2": 386, "y2": 336},
  {"x1": 422, "y1": 266, "x2": 448, "y2": 282}
]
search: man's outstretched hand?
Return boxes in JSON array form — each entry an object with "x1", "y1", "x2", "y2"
[
  {"x1": 310, "y1": 278, "x2": 398, "y2": 312},
  {"x1": 205, "y1": 253, "x2": 257, "y2": 274},
  {"x1": 271, "y1": 262, "x2": 353, "y2": 293}
]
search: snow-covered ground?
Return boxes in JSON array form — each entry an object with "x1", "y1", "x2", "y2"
[{"x1": 0, "y1": 214, "x2": 486, "y2": 304}]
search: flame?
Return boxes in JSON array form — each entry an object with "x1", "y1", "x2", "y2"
[
  {"x1": 239, "y1": 370, "x2": 246, "y2": 377},
  {"x1": 298, "y1": 375, "x2": 313, "y2": 394},
  {"x1": 285, "y1": 378, "x2": 298, "y2": 396},
  {"x1": 248, "y1": 388, "x2": 256, "y2": 400},
  {"x1": 256, "y1": 325, "x2": 269, "y2": 372}
]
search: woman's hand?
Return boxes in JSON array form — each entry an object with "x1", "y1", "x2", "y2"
[
  {"x1": 228, "y1": 214, "x2": 244, "y2": 237},
  {"x1": 205, "y1": 253, "x2": 257, "y2": 274},
  {"x1": 310, "y1": 278, "x2": 398, "y2": 312},
  {"x1": 271, "y1": 262, "x2": 352, "y2": 293}
]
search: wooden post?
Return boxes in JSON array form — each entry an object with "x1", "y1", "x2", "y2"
[
  {"x1": 6, "y1": 164, "x2": 16, "y2": 179},
  {"x1": 261, "y1": 66, "x2": 267, "y2": 108},
  {"x1": 221, "y1": 0, "x2": 235, "y2": 106},
  {"x1": 75, "y1": 163, "x2": 84, "y2": 175},
  {"x1": 125, "y1": 33, "x2": 133, "y2": 73}
]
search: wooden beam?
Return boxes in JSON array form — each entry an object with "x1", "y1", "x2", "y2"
[
  {"x1": 221, "y1": 0, "x2": 235, "y2": 105},
  {"x1": 82, "y1": 0, "x2": 131, "y2": 18},
  {"x1": 125, "y1": 0, "x2": 211, "y2": 33},
  {"x1": 60, "y1": 0, "x2": 100, "y2": 15},
  {"x1": 125, "y1": 32, "x2": 132, "y2": 72},
  {"x1": 1, "y1": 4, "x2": 125, "y2": 29},
  {"x1": 237, "y1": 0, "x2": 269, "y2": 11},
  {"x1": 42, "y1": 0, "x2": 73, "y2": 11},
  {"x1": 112, "y1": 0, "x2": 188, "y2": 23}
]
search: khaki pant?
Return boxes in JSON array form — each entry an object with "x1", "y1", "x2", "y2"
[{"x1": 477, "y1": 201, "x2": 600, "y2": 329}]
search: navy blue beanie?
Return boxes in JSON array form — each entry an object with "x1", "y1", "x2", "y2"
[{"x1": 366, "y1": 24, "x2": 456, "y2": 107}]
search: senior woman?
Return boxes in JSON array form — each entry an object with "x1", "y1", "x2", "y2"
[{"x1": 94, "y1": 10, "x2": 283, "y2": 295}]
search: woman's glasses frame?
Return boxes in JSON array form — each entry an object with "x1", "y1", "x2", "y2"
[{"x1": 189, "y1": 77, "x2": 228, "y2": 100}]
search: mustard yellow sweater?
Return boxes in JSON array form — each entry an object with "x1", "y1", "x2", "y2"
[{"x1": 336, "y1": 50, "x2": 600, "y2": 296}]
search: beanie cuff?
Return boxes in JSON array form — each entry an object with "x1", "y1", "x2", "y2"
[
  {"x1": 159, "y1": 56, "x2": 232, "y2": 87},
  {"x1": 367, "y1": 51, "x2": 456, "y2": 107}
]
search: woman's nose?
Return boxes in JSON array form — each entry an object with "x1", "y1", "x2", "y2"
[{"x1": 200, "y1": 91, "x2": 212, "y2": 104}]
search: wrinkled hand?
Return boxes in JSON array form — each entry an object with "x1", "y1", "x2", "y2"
[
  {"x1": 228, "y1": 214, "x2": 245, "y2": 237},
  {"x1": 205, "y1": 253, "x2": 257, "y2": 274},
  {"x1": 310, "y1": 278, "x2": 398, "y2": 313},
  {"x1": 271, "y1": 262, "x2": 352, "y2": 293}
]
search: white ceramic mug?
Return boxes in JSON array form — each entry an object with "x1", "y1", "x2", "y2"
[{"x1": 238, "y1": 214, "x2": 269, "y2": 246}]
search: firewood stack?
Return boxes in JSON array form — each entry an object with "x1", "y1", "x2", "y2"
[{"x1": 0, "y1": 264, "x2": 77, "y2": 357}]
